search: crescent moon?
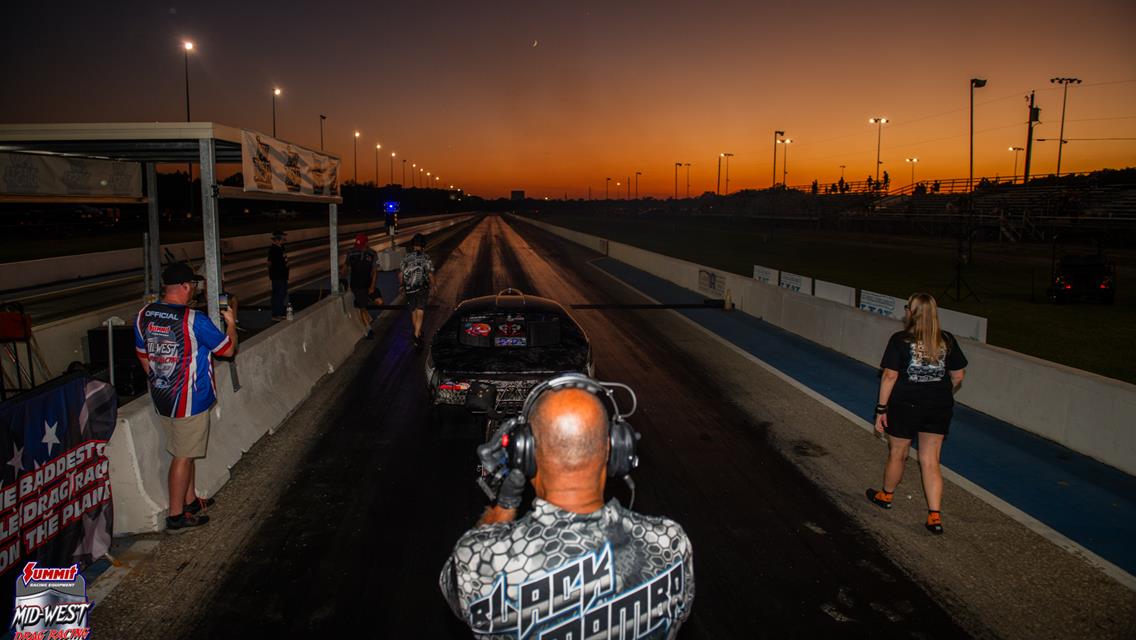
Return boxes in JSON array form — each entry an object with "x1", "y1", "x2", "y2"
[{"x1": 531, "y1": 40, "x2": 539, "y2": 47}]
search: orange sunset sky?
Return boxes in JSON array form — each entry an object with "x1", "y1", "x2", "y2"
[{"x1": 2, "y1": 0, "x2": 1134, "y2": 199}]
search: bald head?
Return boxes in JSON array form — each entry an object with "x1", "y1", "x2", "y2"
[{"x1": 529, "y1": 388, "x2": 609, "y2": 474}]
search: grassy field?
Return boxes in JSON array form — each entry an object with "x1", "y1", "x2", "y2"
[{"x1": 529, "y1": 213, "x2": 1136, "y2": 385}]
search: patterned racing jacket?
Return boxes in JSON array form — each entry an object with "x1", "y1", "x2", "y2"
[{"x1": 440, "y1": 498, "x2": 694, "y2": 639}]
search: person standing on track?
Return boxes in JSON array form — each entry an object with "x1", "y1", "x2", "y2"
[
  {"x1": 399, "y1": 233, "x2": 433, "y2": 348},
  {"x1": 867, "y1": 292, "x2": 967, "y2": 534},
  {"x1": 440, "y1": 378, "x2": 694, "y2": 638},
  {"x1": 267, "y1": 229, "x2": 289, "y2": 321},
  {"x1": 133, "y1": 262, "x2": 237, "y2": 532},
  {"x1": 342, "y1": 233, "x2": 381, "y2": 340}
]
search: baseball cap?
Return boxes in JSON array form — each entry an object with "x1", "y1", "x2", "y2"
[
  {"x1": 162, "y1": 262, "x2": 204, "y2": 286},
  {"x1": 271, "y1": 229, "x2": 287, "y2": 240},
  {"x1": 411, "y1": 233, "x2": 427, "y2": 248},
  {"x1": 354, "y1": 233, "x2": 368, "y2": 247}
]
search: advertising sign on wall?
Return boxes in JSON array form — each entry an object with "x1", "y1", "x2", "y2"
[
  {"x1": 859, "y1": 290, "x2": 904, "y2": 319},
  {"x1": 752, "y1": 265, "x2": 778, "y2": 285},
  {"x1": 778, "y1": 271, "x2": 813, "y2": 294},
  {"x1": 814, "y1": 280, "x2": 856, "y2": 307},
  {"x1": 240, "y1": 130, "x2": 340, "y2": 197}
]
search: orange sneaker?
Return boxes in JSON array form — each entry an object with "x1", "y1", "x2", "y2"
[
  {"x1": 925, "y1": 511, "x2": 943, "y2": 534},
  {"x1": 866, "y1": 488, "x2": 893, "y2": 509}
]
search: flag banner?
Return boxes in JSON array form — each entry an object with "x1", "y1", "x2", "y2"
[
  {"x1": 240, "y1": 130, "x2": 340, "y2": 197},
  {"x1": 0, "y1": 373, "x2": 116, "y2": 620},
  {"x1": 0, "y1": 152, "x2": 142, "y2": 198}
]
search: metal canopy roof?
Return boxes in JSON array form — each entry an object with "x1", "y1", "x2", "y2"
[{"x1": 0, "y1": 122, "x2": 340, "y2": 164}]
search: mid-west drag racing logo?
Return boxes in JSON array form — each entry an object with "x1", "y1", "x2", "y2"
[{"x1": 10, "y1": 562, "x2": 91, "y2": 639}]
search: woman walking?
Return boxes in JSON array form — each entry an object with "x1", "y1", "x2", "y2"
[{"x1": 867, "y1": 293, "x2": 967, "y2": 534}]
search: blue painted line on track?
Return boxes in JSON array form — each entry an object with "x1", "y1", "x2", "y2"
[{"x1": 592, "y1": 256, "x2": 1136, "y2": 577}]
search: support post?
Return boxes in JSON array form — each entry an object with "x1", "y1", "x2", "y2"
[
  {"x1": 198, "y1": 139, "x2": 222, "y2": 327},
  {"x1": 329, "y1": 202, "x2": 339, "y2": 293},
  {"x1": 145, "y1": 162, "x2": 161, "y2": 295}
]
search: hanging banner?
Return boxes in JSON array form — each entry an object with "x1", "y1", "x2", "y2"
[
  {"x1": 240, "y1": 130, "x2": 340, "y2": 197},
  {"x1": 0, "y1": 152, "x2": 141, "y2": 198},
  {"x1": 0, "y1": 373, "x2": 116, "y2": 626},
  {"x1": 752, "y1": 265, "x2": 778, "y2": 286}
]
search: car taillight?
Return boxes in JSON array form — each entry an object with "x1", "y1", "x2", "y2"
[
  {"x1": 438, "y1": 381, "x2": 470, "y2": 391},
  {"x1": 1100, "y1": 277, "x2": 1112, "y2": 289}
]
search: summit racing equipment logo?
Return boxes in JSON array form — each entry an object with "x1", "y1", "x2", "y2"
[{"x1": 10, "y1": 562, "x2": 92, "y2": 639}]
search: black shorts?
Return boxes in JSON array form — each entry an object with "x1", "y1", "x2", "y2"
[
  {"x1": 351, "y1": 288, "x2": 374, "y2": 309},
  {"x1": 885, "y1": 400, "x2": 953, "y2": 439},
  {"x1": 406, "y1": 289, "x2": 429, "y2": 311}
]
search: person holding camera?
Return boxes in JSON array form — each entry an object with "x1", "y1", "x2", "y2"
[
  {"x1": 133, "y1": 263, "x2": 238, "y2": 532},
  {"x1": 867, "y1": 292, "x2": 967, "y2": 534},
  {"x1": 440, "y1": 375, "x2": 694, "y2": 639}
]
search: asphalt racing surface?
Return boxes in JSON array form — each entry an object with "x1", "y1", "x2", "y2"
[{"x1": 183, "y1": 215, "x2": 966, "y2": 638}]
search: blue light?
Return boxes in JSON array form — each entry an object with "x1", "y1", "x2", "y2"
[{"x1": 384, "y1": 201, "x2": 400, "y2": 213}]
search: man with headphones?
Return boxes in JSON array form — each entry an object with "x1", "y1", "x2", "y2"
[{"x1": 440, "y1": 374, "x2": 694, "y2": 639}]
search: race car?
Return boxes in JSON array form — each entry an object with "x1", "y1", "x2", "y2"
[{"x1": 425, "y1": 288, "x2": 593, "y2": 419}]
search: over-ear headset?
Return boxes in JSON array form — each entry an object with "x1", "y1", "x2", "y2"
[{"x1": 478, "y1": 374, "x2": 640, "y2": 490}]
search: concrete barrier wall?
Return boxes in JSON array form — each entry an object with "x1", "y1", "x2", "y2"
[
  {"x1": 106, "y1": 294, "x2": 361, "y2": 534},
  {"x1": 514, "y1": 215, "x2": 1136, "y2": 476}
]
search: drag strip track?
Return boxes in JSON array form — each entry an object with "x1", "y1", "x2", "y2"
[{"x1": 179, "y1": 215, "x2": 965, "y2": 638}]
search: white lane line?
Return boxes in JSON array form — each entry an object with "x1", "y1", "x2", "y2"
[
  {"x1": 87, "y1": 540, "x2": 160, "y2": 609},
  {"x1": 585, "y1": 258, "x2": 1136, "y2": 593}
]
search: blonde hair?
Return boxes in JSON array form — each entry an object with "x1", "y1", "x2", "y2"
[{"x1": 904, "y1": 292, "x2": 947, "y2": 360}]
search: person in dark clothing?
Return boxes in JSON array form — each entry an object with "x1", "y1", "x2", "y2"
[
  {"x1": 867, "y1": 292, "x2": 968, "y2": 534},
  {"x1": 341, "y1": 233, "x2": 381, "y2": 339},
  {"x1": 399, "y1": 233, "x2": 434, "y2": 348},
  {"x1": 267, "y1": 230, "x2": 289, "y2": 320}
]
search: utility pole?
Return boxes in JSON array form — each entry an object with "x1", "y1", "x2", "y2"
[
  {"x1": 635, "y1": 171, "x2": 641, "y2": 199},
  {"x1": 772, "y1": 131, "x2": 784, "y2": 188},
  {"x1": 970, "y1": 78, "x2": 987, "y2": 191},
  {"x1": 674, "y1": 163, "x2": 680, "y2": 199},
  {"x1": 684, "y1": 163, "x2": 691, "y2": 198},
  {"x1": 1051, "y1": 77, "x2": 1081, "y2": 177},
  {"x1": 716, "y1": 155, "x2": 722, "y2": 195},
  {"x1": 1022, "y1": 91, "x2": 1040, "y2": 185}
]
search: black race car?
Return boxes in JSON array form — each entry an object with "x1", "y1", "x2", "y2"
[
  {"x1": 425, "y1": 289, "x2": 593, "y2": 420},
  {"x1": 1050, "y1": 254, "x2": 1116, "y2": 304}
]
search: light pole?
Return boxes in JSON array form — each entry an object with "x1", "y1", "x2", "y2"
[
  {"x1": 772, "y1": 131, "x2": 784, "y2": 187},
  {"x1": 635, "y1": 171, "x2": 641, "y2": 200},
  {"x1": 969, "y1": 78, "x2": 987, "y2": 191},
  {"x1": 374, "y1": 144, "x2": 381, "y2": 185},
  {"x1": 426, "y1": 171, "x2": 431, "y2": 189},
  {"x1": 605, "y1": 177, "x2": 611, "y2": 199},
  {"x1": 270, "y1": 87, "x2": 279, "y2": 137},
  {"x1": 869, "y1": 117, "x2": 888, "y2": 183},
  {"x1": 905, "y1": 157, "x2": 919, "y2": 188},
  {"x1": 776, "y1": 140, "x2": 792, "y2": 186},
  {"x1": 412, "y1": 163, "x2": 417, "y2": 187},
  {"x1": 722, "y1": 153, "x2": 734, "y2": 195},
  {"x1": 419, "y1": 168, "x2": 424, "y2": 187},
  {"x1": 182, "y1": 41, "x2": 193, "y2": 121},
  {"x1": 402, "y1": 159, "x2": 407, "y2": 185},
  {"x1": 674, "y1": 163, "x2": 680, "y2": 199},
  {"x1": 1050, "y1": 77, "x2": 1082, "y2": 177},
  {"x1": 319, "y1": 114, "x2": 326, "y2": 150},
  {"x1": 1009, "y1": 146, "x2": 1024, "y2": 184},
  {"x1": 353, "y1": 132, "x2": 360, "y2": 184},
  {"x1": 716, "y1": 155, "x2": 722, "y2": 195},
  {"x1": 840, "y1": 165, "x2": 846, "y2": 180},
  {"x1": 684, "y1": 163, "x2": 691, "y2": 198},
  {"x1": 390, "y1": 152, "x2": 396, "y2": 185}
]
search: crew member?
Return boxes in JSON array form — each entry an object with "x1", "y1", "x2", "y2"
[
  {"x1": 341, "y1": 233, "x2": 381, "y2": 339},
  {"x1": 440, "y1": 380, "x2": 695, "y2": 638},
  {"x1": 133, "y1": 262, "x2": 237, "y2": 532},
  {"x1": 267, "y1": 229, "x2": 289, "y2": 320},
  {"x1": 399, "y1": 233, "x2": 433, "y2": 348}
]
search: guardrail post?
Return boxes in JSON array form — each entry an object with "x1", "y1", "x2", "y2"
[{"x1": 329, "y1": 202, "x2": 339, "y2": 294}]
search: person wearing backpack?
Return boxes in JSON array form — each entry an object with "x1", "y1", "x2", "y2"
[{"x1": 399, "y1": 233, "x2": 434, "y2": 348}]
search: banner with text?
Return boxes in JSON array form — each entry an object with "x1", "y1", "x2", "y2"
[
  {"x1": 240, "y1": 130, "x2": 340, "y2": 197},
  {"x1": 698, "y1": 269, "x2": 726, "y2": 295},
  {"x1": 859, "y1": 290, "x2": 904, "y2": 320},
  {"x1": 779, "y1": 271, "x2": 813, "y2": 295},
  {"x1": 752, "y1": 265, "x2": 778, "y2": 286},
  {"x1": 0, "y1": 373, "x2": 116, "y2": 621},
  {"x1": 0, "y1": 152, "x2": 142, "y2": 198}
]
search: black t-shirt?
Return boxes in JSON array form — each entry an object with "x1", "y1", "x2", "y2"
[
  {"x1": 345, "y1": 247, "x2": 378, "y2": 290},
  {"x1": 267, "y1": 244, "x2": 289, "y2": 280},
  {"x1": 881, "y1": 331, "x2": 968, "y2": 407}
]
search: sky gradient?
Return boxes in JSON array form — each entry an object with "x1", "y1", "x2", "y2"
[{"x1": 2, "y1": 0, "x2": 1134, "y2": 199}]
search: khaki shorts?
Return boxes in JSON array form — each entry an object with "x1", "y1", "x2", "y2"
[{"x1": 158, "y1": 410, "x2": 211, "y2": 458}]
